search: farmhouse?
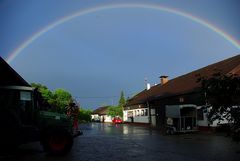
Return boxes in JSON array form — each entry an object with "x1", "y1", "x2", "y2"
[
  {"x1": 124, "y1": 55, "x2": 240, "y2": 132},
  {"x1": 91, "y1": 106, "x2": 112, "y2": 123}
]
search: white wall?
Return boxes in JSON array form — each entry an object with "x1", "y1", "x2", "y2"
[
  {"x1": 134, "y1": 116, "x2": 149, "y2": 123},
  {"x1": 197, "y1": 106, "x2": 229, "y2": 127},
  {"x1": 100, "y1": 115, "x2": 112, "y2": 122},
  {"x1": 91, "y1": 114, "x2": 99, "y2": 120},
  {"x1": 103, "y1": 115, "x2": 112, "y2": 122},
  {"x1": 123, "y1": 111, "x2": 128, "y2": 122},
  {"x1": 124, "y1": 108, "x2": 149, "y2": 123},
  {"x1": 197, "y1": 113, "x2": 228, "y2": 127}
]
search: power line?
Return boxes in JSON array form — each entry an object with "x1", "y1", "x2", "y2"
[
  {"x1": 74, "y1": 96, "x2": 119, "y2": 99},
  {"x1": 73, "y1": 92, "x2": 136, "y2": 99}
]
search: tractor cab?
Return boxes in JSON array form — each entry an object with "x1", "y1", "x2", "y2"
[
  {"x1": 0, "y1": 86, "x2": 36, "y2": 122},
  {"x1": 0, "y1": 86, "x2": 39, "y2": 146},
  {"x1": 0, "y1": 57, "x2": 80, "y2": 154},
  {"x1": 0, "y1": 85, "x2": 80, "y2": 154}
]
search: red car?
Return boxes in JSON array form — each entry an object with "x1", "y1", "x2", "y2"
[{"x1": 112, "y1": 117, "x2": 123, "y2": 124}]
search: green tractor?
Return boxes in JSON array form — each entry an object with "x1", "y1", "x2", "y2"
[
  {"x1": 0, "y1": 86, "x2": 82, "y2": 155},
  {"x1": 0, "y1": 57, "x2": 81, "y2": 155}
]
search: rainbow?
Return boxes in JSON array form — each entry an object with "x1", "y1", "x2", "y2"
[{"x1": 6, "y1": 3, "x2": 240, "y2": 63}]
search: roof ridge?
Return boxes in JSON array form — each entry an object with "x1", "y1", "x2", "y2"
[
  {"x1": 125, "y1": 54, "x2": 240, "y2": 107},
  {"x1": 0, "y1": 56, "x2": 30, "y2": 86},
  {"x1": 166, "y1": 54, "x2": 240, "y2": 82}
]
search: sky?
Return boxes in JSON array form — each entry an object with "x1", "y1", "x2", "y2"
[{"x1": 0, "y1": 0, "x2": 240, "y2": 109}]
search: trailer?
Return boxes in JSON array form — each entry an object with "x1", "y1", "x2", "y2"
[{"x1": 165, "y1": 104, "x2": 198, "y2": 134}]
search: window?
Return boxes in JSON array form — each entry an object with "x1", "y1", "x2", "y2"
[
  {"x1": 0, "y1": 89, "x2": 33, "y2": 125},
  {"x1": 145, "y1": 109, "x2": 148, "y2": 116},
  {"x1": 141, "y1": 110, "x2": 144, "y2": 116},
  {"x1": 20, "y1": 91, "x2": 32, "y2": 101},
  {"x1": 137, "y1": 110, "x2": 140, "y2": 116},
  {"x1": 127, "y1": 111, "x2": 133, "y2": 117}
]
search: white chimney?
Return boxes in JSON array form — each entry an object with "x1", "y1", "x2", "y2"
[{"x1": 147, "y1": 83, "x2": 151, "y2": 90}]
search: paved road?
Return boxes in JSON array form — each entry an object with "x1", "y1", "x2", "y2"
[{"x1": 1, "y1": 123, "x2": 240, "y2": 161}]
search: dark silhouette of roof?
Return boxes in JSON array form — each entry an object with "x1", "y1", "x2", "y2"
[
  {"x1": 126, "y1": 54, "x2": 240, "y2": 106},
  {"x1": 92, "y1": 106, "x2": 109, "y2": 115},
  {"x1": 0, "y1": 57, "x2": 30, "y2": 87}
]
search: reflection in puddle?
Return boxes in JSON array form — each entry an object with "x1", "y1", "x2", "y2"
[{"x1": 123, "y1": 125, "x2": 129, "y2": 135}]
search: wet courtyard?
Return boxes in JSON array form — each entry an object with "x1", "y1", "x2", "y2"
[{"x1": 1, "y1": 123, "x2": 240, "y2": 161}]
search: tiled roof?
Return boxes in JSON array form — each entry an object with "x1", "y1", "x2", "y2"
[
  {"x1": 92, "y1": 106, "x2": 109, "y2": 115},
  {"x1": 126, "y1": 54, "x2": 240, "y2": 106},
  {"x1": 0, "y1": 57, "x2": 30, "y2": 87}
]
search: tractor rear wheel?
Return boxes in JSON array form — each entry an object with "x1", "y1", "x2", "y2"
[{"x1": 41, "y1": 129, "x2": 73, "y2": 155}]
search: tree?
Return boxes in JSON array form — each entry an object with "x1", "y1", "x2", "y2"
[
  {"x1": 31, "y1": 83, "x2": 53, "y2": 102},
  {"x1": 198, "y1": 72, "x2": 240, "y2": 141},
  {"x1": 31, "y1": 83, "x2": 73, "y2": 113},
  {"x1": 118, "y1": 91, "x2": 126, "y2": 108},
  {"x1": 78, "y1": 108, "x2": 92, "y2": 122},
  {"x1": 107, "y1": 106, "x2": 123, "y2": 118},
  {"x1": 107, "y1": 91, "x2": 126, "y2": 118},
  {"x1": 51, "y1": 88, "x2": 72, "y2": 112}
]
